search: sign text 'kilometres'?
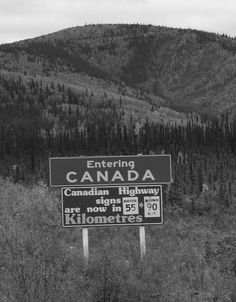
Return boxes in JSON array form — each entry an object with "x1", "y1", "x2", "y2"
[
  {"x1": 50, "y1": 155, "x2": 172, "y2": 187},
  {"x1": 62, "y1": 185, "x2": 163, "y2": 227}
]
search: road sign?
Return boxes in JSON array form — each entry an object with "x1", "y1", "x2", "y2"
[
  {"x1": 50, "y1": 155, "x2": 172, "y2": 187},
  {"x1": 61, "y1": 185, "x2": 163, "y2": 227}
]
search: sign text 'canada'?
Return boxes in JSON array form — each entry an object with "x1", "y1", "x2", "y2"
[{"x1": 50, "y1": 155, "x2": 171, "y2": 187}]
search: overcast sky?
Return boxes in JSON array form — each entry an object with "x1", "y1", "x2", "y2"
[{"x1": 1, "y1": 0, "x2": 236, "y2": 44}]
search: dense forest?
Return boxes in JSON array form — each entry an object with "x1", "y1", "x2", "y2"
[
  {"x1": 0, "y1": 24, "x2": 236, "y2": 301},
  {"x1": 0, "y1": 73, "x2": 235, "y2": 205}
]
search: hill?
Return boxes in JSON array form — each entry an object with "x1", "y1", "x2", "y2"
[
  {"x1": 1, "y1": 24, "x2": 236, "y2": 118},
  {"x1": 0, "y1": 24, "x2": 235, "y2": 182}
]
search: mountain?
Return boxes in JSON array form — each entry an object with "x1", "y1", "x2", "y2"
[{"x1": 1, "y1": 23, "x2": 236, "y2": 119}]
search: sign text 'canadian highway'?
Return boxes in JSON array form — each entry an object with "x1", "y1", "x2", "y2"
[{"x1": 61, "y1": 185, "x2": 163, "y2": 227}]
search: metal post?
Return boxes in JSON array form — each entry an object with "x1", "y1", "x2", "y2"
[
  {"x1": 82, "y1": 228, "x2": 89, "y2": 268},
  {"x1": 139, "y1": 226, "x2": 146, "y2": 262}
]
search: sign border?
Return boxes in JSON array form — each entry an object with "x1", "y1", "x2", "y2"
[
  {"x1": 61, "y1": 184, "x2": 164, "y2": 228},
  {"x1": 49, "y1": 154, "x2": 172, "y2": 187}
]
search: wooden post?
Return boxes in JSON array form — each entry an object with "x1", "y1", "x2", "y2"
[
  {"x1": 139, "y1": 226, "x2": 146, "y2": 262},
  {"x1": 82, "y1": 228, "x2": 89, "y2": 268}
]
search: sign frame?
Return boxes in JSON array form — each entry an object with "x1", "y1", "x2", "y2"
[{"x1": 61, "y1": 184, "x2": 164, "y2": 228}]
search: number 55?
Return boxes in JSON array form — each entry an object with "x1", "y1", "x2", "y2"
[{"x1": 126, "y1": 204, "x2": 136, "y2": 212}]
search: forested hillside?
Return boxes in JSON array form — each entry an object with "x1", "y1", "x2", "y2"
[
  {"x1": 0, "y1": 68, "x2": 235, "y2": 202},
  {"x1": 1, "y1": 24, "x2": 236, "y2": 116},
  {"x1": 0, "y1": 24, "x2": 236, "y2": 301}
]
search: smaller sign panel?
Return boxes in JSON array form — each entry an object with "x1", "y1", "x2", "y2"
[{"x1": 61, "y1": 185, "x2": 163, "y2": 227}]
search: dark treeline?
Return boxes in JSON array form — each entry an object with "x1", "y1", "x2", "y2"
[{"x1": 0, "y1": 74, "x2": 235, "y2": 213}]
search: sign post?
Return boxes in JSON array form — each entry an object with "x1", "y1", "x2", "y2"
[
  {"x1": 139, "y1": 226, "x2": 146, "y2": 262},
  {"x1": 82, "y1": 228, "x2": 89, "y2": 269}
]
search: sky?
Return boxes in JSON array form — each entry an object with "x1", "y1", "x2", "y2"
[{"x1": 1, "y1": 0, "x2": 236, "y2": 44}]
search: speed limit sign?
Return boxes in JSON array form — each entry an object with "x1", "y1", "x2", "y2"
[
  {"x1": 144, "y1": 196, "x2": 160, "y2": 217},
  {"x1": 123, "y1": 197, "x2": 139, "y2": 215}
]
